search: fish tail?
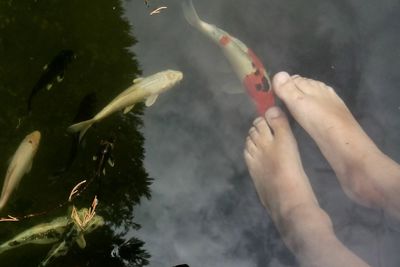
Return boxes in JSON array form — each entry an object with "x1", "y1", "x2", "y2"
[
  {"x1": 0, "y1": 243, "x2": 8, "y2": 255},
  {"x1": 182, "y1": 0, "x2": 203, "y2": 29},
  {"x1": 67, "y1": 119, "x2": 95, "y2": 142}
]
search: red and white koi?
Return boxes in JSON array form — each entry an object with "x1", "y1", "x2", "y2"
[{"x1": 182, "y1": 0, "x2": 274, "y2": 115}]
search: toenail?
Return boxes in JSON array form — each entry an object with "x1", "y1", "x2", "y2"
[
  {"x1": 265, "y1": 107, "x2": 281, "y2": 119},
  {"x1": 253, "y1": 117, "x2": 264, "y2": 125},
  {"x1": 273, "y1": 72, "x2": 290, "y2": 87}
]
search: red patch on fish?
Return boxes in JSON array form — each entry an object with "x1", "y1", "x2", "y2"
[
  {"x1": 219, "y1": 35, "x2": 231, "y2": 46},
  {"x1": 243, "y1": 49, "x2": 275, "y2": 115}
]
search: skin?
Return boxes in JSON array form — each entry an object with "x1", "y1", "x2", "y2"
[{"x1": 244, "y1": 71, "x2": 400, "y2": 266}]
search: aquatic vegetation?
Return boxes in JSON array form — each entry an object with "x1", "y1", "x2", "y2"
[{"x1": 150, "y1": 6, "x2": 168, "y2": 16}]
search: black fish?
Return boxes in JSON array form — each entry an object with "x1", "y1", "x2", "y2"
[
  {"x1": 28, "y1": 49, "x2": 75, "y2": 112},
  {"x1": 173, "y1": 265, "x2": 190, "y2": 267},
  {"x1": 53, "y1": 93, "x2": 97, "y2": 176}
]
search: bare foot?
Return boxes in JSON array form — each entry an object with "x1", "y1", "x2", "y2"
[
  {"x1": 244, "y1": 107, "x2": 370, "y2": 267},
  {"x1": 273, "y1": 72, "x2": 400, "y2": 217},
  {"x1": 244, "y1": 107, "x2": 317, "y2": 218}
]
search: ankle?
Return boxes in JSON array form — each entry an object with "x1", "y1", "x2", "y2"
[{"x1": 277, "y1": 203, "x2": 335, "y2": 253}]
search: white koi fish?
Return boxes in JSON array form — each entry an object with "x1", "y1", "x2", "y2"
[
  {"x1": 0, "y1": 131, "x2": 41, "y2": 211},
  {"x1": 182, "y1": 0, "x2": 274, "y2": 115},
  {"x1": 68, "y1": 70, "x2": 183, "y2": 141}
]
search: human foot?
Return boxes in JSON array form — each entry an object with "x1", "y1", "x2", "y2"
[
  {"x1": 243, "y1": 108, "x2": 369, "y2": 267},
  {"x1": 272, "y1": 72, "x2": 400, "y2": 214},
  {"x1": 244, "y1": 106, "x2": 318, "y2": 219}
]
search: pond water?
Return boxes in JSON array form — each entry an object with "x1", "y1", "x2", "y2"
[{"x1": 1, "y1": 0, "x2": 400, "y2": 266}]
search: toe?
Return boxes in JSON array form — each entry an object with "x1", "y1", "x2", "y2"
[
  {"x1": 245, "y1": 137, "x2": 258, "y2": 156},
  {"x1": 243, "y1": 149, "x2": 254, "y2": 164},
  {"x1": 273, "y1": 72, "x2": 304, "y2": 103},
  {"x1": 248, "y1": 126, "x2": 259, "y2": 142},
  {"x1": 265, "y1": 107, "x2": 291, "y2": 137},
  {"x1": 292, "y1": 76, "x2": 311, "y2": 92},
  {"x1": 292, "y1": 76, "x2": 324, "y2": 95},
  {"x1": 253, "y1": 117, "x2": 273, "y2": 140}
]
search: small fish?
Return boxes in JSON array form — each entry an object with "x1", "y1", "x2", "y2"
[
  {"x1": 93, "y1": 138, "x2": 115, "y2": 177},
  {"x1": 182, "y1": 0, "x2": 274, "y2": 115},
  {"x1": 0, "y1": 208, "x2": 104, "y2": 262},
  {"x1": 53, "y1": 93, "x2": 97, "y2": 176},
  {"x1": 28, "y1": 50, "x2": 75, "y2": 112},
  {"x1": 0, "y1": 131, "x2": 41, "y2": 211},
  {"x1": 67, "y1": 70, "x2": 183, "y2": 141}
]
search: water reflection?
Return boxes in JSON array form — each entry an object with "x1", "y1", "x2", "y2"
[{"x1": 0, "y1": 0, "x2": 151, "y2": 266}]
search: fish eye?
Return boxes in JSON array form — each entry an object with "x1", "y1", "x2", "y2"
[{"x1": 28, "y1": 140, "x2": 33, "y2": 144}]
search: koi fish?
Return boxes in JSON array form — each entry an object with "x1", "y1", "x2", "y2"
[
  {"x1": 53, "y1": 93, "x2": 97, "y2": 176},
  {"x1": 182, "y1": 0, "x2": 274, "y2": 115},
  {"x1": 67, "y1": 70, "x2": 183, "y2": 141},
  {"x1": 39, "y1": 209, "x2": 104, "y2": 266},
  {"x1": 0, "y1": 131, "x2": 41, "y2": 211},
  {"x1": 0, "y1": 208, "x2": 104, "y2": 265},
  {"x1": 28, "y1": 50, "x2": 75, "y2": 112}
]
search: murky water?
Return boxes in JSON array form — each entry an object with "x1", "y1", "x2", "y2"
[{"x1": 1, "y1": 0, "x2": 400, "y2": 266}]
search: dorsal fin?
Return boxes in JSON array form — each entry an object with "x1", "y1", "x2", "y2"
[{"x1": 133, "y1": 77, "x2": 143, "y2": 84}]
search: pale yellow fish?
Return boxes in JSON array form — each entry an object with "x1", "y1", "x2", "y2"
[
  {"x1": 0, "y1": 131, "x2": 41, "y2": 211},
  {"x1": 67, "y1": 70, "x2": 183, "y2": 141}
]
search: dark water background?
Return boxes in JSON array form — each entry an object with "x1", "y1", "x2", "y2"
[{"x1": 1, "y1": 0, "x2": 400, "y2": 266}]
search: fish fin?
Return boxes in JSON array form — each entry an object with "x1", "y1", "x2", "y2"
[
  {"x1": 40, "y1": 241, "x2": 69, "y2": 267},
  {"x1": 67, "y1": 119, "x2": 95, "y2": 142},
  {"x1": 46, "y1": 83, "x2": 53, "y2": 90},
  {"x1": 133, "y1": 77, "x2": 143, "y2": 83},
  {"x1": 76, "y1": 234, "x2": 86, "y2": 249},
  {"x1": 182, "y1": 0, "x2": 202, "y2": 28},
  {"x1": 145, "y1": 94, "x2": 158, "y2": 107},
  {"x1": 123, "y1": 104, "x2": 135, "y2": 114},
  {"x1": 102, "y1": 168, "x2": 106, "y2": 175},
  {"x1": 56, "y1": 72, "x2": 64, "y2": 82},
  {"x1": 93, "y1": 155, "x2": 97, "y2": 161},
  {"x1": 43, "y1": 64, "x2": 48, "y2": 71},
  {"x1": 26, "y1": 161, "x2": 33, "y2": 173},
  {"x1": 108, "y1": 158, "x2": 115, "y2": 167}
]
